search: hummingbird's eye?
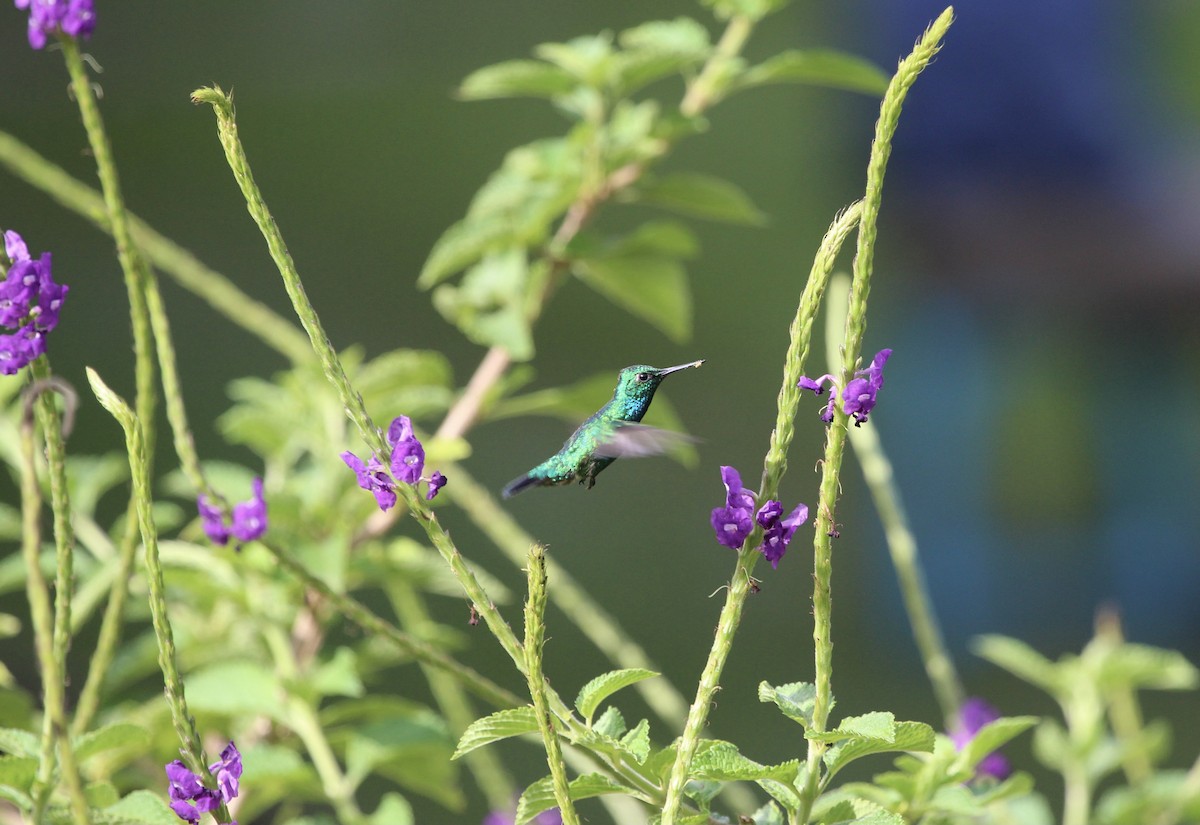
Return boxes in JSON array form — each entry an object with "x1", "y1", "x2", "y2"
[{"x1": 636, "y1": 372, "x2": 650, "y2": 383}]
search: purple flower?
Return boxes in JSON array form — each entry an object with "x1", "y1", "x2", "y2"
[
  {"x1": 197, "y1": 480, "x2": 268, "y2": 546},
  {"x1": 210, "y1": 741, "x2": 242, "y2": 803},
  {"x1": 710, "y1": 466, "x2": 807, "y2": 566},
  {"x1": 342, "y1": 451, "x2": 397, "y2": 511},
  {"x1": 14, "y1": 0, "x2": 95, "y2": 49},
  {"x1": 165, "y1": 741, "x2": 242, "y2": 824},
  {"x1": 483, "y1": 808, "x2": 562, "y2": 825},
  {"x1": 950, "y1": 697, "x2": 1011, "y2": 781},
  {"x1": 425, "y1": 470, "x2": 447, "y2": 501},
  {"x1": 797, "y1": 349, "x2": 892, "y2": 426},
  {"x1": 0, "y1": 231, "x2": 68, "y2": 375},
  {"x1": 230, "y1": 478, "x2": 267, "y2": 542},
  {"x1": 388, "y1": 415, "x2": 425, "y2": 483}
]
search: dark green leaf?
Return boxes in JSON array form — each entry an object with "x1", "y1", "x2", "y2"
[
  {"x1": 460, "y1": 60, "x2": 577, "y2": 100},
  {"x1": 573, "y1": 255, "x2": 691, "y2": 343},
  {"x1": 758, "y1": 680, "x2": 817, "y2": 728},
  {"x1": 453, "y1": 707, "x2": 537, "y2": 759},
  {"x1": 74, "y1": 723, "x2": 148, "y2": 763},
  {"x1": 634, "y1": 172, "x2": 766, "y2": 225},
  {"x1": 517, "y1": 773, "x2": 633, "y2": 825},
  {"x1": 737, "y1": 50, "x2": 889, "y2": 96},
  {"x1": 823, "y1": 721, "x2": 935, "y2": 780},
  {"x1": 575, "y1": 668, "x2": 659, "y2": 722}
]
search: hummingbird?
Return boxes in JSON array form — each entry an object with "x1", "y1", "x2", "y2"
[{"x1": 502, "y1": 360, "x2": 704, "y2": 498}]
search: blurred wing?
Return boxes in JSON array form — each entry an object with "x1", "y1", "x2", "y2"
[{"x1": 593, "y1": 423, "x2": 698, "y2": 459}]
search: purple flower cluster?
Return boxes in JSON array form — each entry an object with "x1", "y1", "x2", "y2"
[
  {"x1": 0, "y1": 231, "x2": 68, "y2": 376},
  {"x1": 342, "y1": 415, "x2": 447, "y2": 510},
  {"x1": 13, "y1": 0, "x2": 96, "y2": 49},
  {"x1": 798, "y1": 348, "x2": 892, "y2": 426},
  {"x1": 949, "y1": 697, "x2": 1011, "y2": 781},
  {"x1": 165, "y1": 741, "x2": 241, "y2": 824},
  {"x1": 710, "y1": 466, "x2": 808, "y2": 569},
  {"x1": 197, "y1": 478, "x2": 268, "y2": 546},
  {"x1": 483, "y1": 807, "x2": 561, "y2": 825}
]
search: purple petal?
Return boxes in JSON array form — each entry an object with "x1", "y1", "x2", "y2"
[
  {"x1": 711, "y1": 505, "x2": 753, "y2": 550},
  {"x1": 390, "y1": 438, "x2": 425, "y2": 485},
  {"x1": 798, "y1": 373, "x2": 835, "y2": 395},
  {"x1": 3, "y1": 231, "x2": 29, "y2": 263},
  {"x1": 169, "y1": 798, "x2": 201, "y2": 823},
  {"x1": 866, "y1": 348, "x2": 892, "y2": 390},
  {"x1": 426, "y1": 470, "x2": 447, "y2": 500},
  {"x1": 719, "y1": 465, "x2": 755, "y2": 510},
  {"x1": 387, "y1": 415, "x2": 416, "y2": 447},
  {"x1": 196, "y1": 495, "x2": 230, "y2": 546},
  {"x1": 209, "y1": 741, "x2": 242, "y2": 801},
  {"x1": 165, "y1": 760, "x2": 204, "y2": 800},
  {"x1": 756, "y1": 499, "x2": 783, "y2": 529},
  {"x1": 230, "y1": 478, "x2": 268, "y2": 542},
  {"x1": 841, "y1": 377, "x2": 876, "y2": 423}
]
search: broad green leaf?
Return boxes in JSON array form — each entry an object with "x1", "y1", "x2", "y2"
[
  {"x1": 74, "y1": 723, "x2": 148, "y2": 763},
  {"x1": 928, "y1": 783, "x2": 982, "y2": 817},
  {"x1": 691, "y1": 740, "x2": 800, "y2": 783},
  {"x1": 0, "y1": 755, "x2": 36, "y2": 791},
  {"x1": 460, "y1": 60, "x2": 577, "y2": 101},
  {"x1": 185, "y1": 660, "x2": 283, "y2": 719},
  {"x1": 620, "y1": 18, "x2": 711, "y2": 58},
  {"x1": 953, "y1": 716, "x2": 1037, "y2": 775},
  {"x1": 736, "y1": 49, "x2": 889, "y2": 96},
  {"x1": 367, "y1": 793, "x2": 415, "y2": 825},
  {"x1": 749, "y1": 801, "x2": 786, "y2": 825},
  {"x1": 620, "y1": 718, "x2": 651, "y2": 763},
  {"x1": 683, "y1": 779, "x2": 721, "y2": 808},
  {"x1": 1031, "y1": 720, "x2": 1067, "y2": 770},
  {"x1": 1098, "y1": 643, "x2": 1199, "y2": 691},
  {"x1": 758, "y1": 777, "x2": 802, "y2": 812},
  {"x1": 700, "y1": 0, "x2": 790, "y2": 22},
  {"x1": 847, "y1": 809, "x2": 906, "y2": 825},
  {"x1": 758, "y1": 680, "x2": 817, "y2": 728},
  {"x1": 973, "y1": 635, "x2": 1062, "y2": 693},
  {"x1": 823, "y1": 721, "x2": 935, "y2": 781},
  {"x1": 432, "y1": 248, "x2": 534, "y2": 360},
  {"x1": 634, "y1": 172, "x2": 766, "y2": 225},
  {"x1": 575, "y1": 668, "x2": 659, "y2": 722},
  {"x1": 345, "y1": 716, "x2": 458, "y2": 808},
  {"x1": 975, "y1": 771, "x2": 1036, "y2": 806},
  {"x1": 98, "y1": 790, "x2": 179, "y2": 825},
  {"x1": 517, "y1": 773, "x2": 632, "y2": 825},
  {"x1": 573, "y1": 255, "x2": 691, "y2": 342},
  {"x1": 419, "y1": 216, "x2": 519, "y2": 289},
  {"x1": 807, "y1": 711, "x2": 895, "y2": 743},
  {"x1": 452, "y1": 707, "x2": 537, "y2": 759},
  {"x1": 535, "y1": 34, "x2": 615, "y2": 86},
  {"x1": 311, "y1": 647, "x2": 365, "y2": 700},
  {"x1": 0, "y1": 728, "x2": 37, "y2": 757},
  {"x1": 592, "y1": 705, "x2": 626, "y2": 739},
  {"x1": 84, "y1": 780, "x2": 121, "y2": 808}
]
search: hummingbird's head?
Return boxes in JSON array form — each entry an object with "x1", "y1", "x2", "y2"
[{"x1": 612, "y1": 360, "x2": 703, "y2": 419}]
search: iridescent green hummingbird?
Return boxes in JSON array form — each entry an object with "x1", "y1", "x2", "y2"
[{"x1": 502, "y1": 360, "x2": 704, "y2": 498}]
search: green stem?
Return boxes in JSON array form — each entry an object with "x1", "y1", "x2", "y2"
[
  {"x1": 680, "y1": 14, "x2": 752, "y2": 116},
  {"x1": 797, "y1": 13, "x2": 953, "y2": 822},
  {"x1": 0, "y1": 130, "x2": 313, "y2": 365},
  {"x1": 659, "y1": 203, "x2": 863, "y2": 825},
  {"x1": 524, "y1": 547, "x2": 579, "y2": 825},
  {"x1": 824, "y1": 274, "x2": 963, "y2": 726},
  {"x1": 1094, "y1": 608, "x2": 1152, "y2": 784},
  {"x1": 260, "y1": 539, "x2": 522, "y2": 709},
  {"x1": 388, "y1": 581, "x2": 514, "y2": 811},
  {"x1": 85, "y1": 370, "x2": 216, "y2": 792}
]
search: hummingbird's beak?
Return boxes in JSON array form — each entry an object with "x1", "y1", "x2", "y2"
[{"x1": 656, "y1": 360, "x2": 704, "y2": 377}]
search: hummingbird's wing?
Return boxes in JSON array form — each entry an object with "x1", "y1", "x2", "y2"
[{"x1": 592, "y1": 423, "x2": 698, "y2": 458}]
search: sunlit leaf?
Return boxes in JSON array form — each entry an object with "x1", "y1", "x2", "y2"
[
  {"x1": 575, "y1": 668, "x2": 659, "y2": 722},
  {"x1": 823, "y1": 721, "x2": 935, "y2": 780},
  {"x1": 460, "y1": 60, "x2": 577, "y2": 100},
  {"x1": 633, "y1": 172, "x2": 766, "y2": 225},
  {"x1": 516, "y1": 773, "x2": 633, "y2": 825},
  {"x1": 74, "y1": 723, "x2": 148, "y2": 763},
  {"x1": 452, "y1": 707, "x2": 537, "y2": 759},
  {"x1": 973, "y1": 635, "x2": 1061, "y2": 694},
  {"x1": 758, "y1": 680, "x2": 817, "y2": 728},
  {"x1": 736, "y1": 49, "x2": 889, "y2": 96}
]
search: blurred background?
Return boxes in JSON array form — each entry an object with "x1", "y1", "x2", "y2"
[{"x1": 2, "y1": 1, "x2": 1199, "y2": 821}]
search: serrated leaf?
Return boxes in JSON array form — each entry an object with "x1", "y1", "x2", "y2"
[
  {"x1": 953, "y1": 716, "x2": 1037, "y2": 775},
  {"x1": 758, "y1": 680, "x2": 817, "y2": 728},
  {"x1": 0, "y1": 728, "x2": 38, "y2": 758},
  {"x1": 592, "y1": 706, "x2": 626, "y2": 740},
  {"x1": 453, "y1": 706, "x2": 537, "y2": 759},
  {"x1": 691, "y1": 740, "x2": 799, "y2": 783},
  {"x1": 574, "y1": 255, "x2": 691, "y2": 342},
  {"x1": 973, "y1": 635, "x2": 1062, "y2": 693},
  {"x1": 823, "y1": 721, "x2": 935, "y2": 781},
  {"x1": 460, "y1": 60, "x2": 577, "y2": 101},
  {"x1": 808, "y1": 711, "x2": 895, "y2": 743},
  {"x1": 185, "y1": 660, "x2": 282, "y2": 719},
  {"x1": 737, "y1": 49, "x2": 889, "y2": 96},
  {"x1": 98, "y1": 790, "x2": 179, "y2": 825},
  {"x1": 619, "y1": 718, "x2": 651, "y2": 763},
  {"x1": 575, "y1": 668, "x2": 659, "y2": 722},
  {"x1": 74, "y1": 723, "x2": 148, "y2": 763},
  {"x1": 758, "y1": 777, "x2": 802, "y2": 812},
  {"x1": 517, "y1": 773, "x2": 632, "y2": 825},
  {"x1": 634, "y1": 172, "x2": 766, "y2": 225}
]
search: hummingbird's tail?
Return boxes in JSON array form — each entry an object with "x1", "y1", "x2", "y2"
[{"x1": 501, "y1": 472, "x2": 541, "y2": 499}]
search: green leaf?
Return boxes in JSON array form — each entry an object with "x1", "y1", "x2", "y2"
[
  {"x1": 573, "y1": 255, "x2": 691, "y2": 343},
  {"x1": 807, "y1": 711, "x2": 895, "y2": 743},
  {"x1": 0, "y1": 728, "x2": 38, "y2": 758},
  {"x1": 953, "y1": 716, "x2": 1037, "y2": 775},
  {"x1": 85, "y1": 780, "x2": 121, "y2": 808},
  {"x1": 973, "y1": 635, "x2": 1062, "y2": 693},
  {"x1": 431, "y1": 248, "x2": 535, "y2": 360},
  {"x1": 74, "y1": 723, "x2": 149, "y2": 763},
  {"x1": 619, "y1": 718, "x2": 651, "y2": 763},
  {"x1": 0, "y1": 755, "x2": 36, "y2": 791},
  {"x1": 98, "y1": 790, "x2": 179, "y2": 825},
  {"x1": 700, "y1": 0, "x2": 790, "y2": 22},
  {"x1": 517, "y1": 773, "x2": 632, "y2": 825},
  {"x1": 758, "y1": 680, "x2": 817, "y2": 728},
  {"x1": 683, "y1": 779, "x2": 722, "y2": 809},
  {"x1": 419, "y1": 216, "x2": 519, "y2": 289},
  {"x1": 736, "y1": 49, "x2": 889, "y2": 96},
  {"x1": 534, "y1": 34, "x2": 615, "y2": 86},
  {"x1": 620, "y1": 18, "x2": 711, "y2": 58},
  {"x1": 184, "y1": 660, "x2": 283, "y2": 719},
  {"x1": 367, "y1": 793, "x2": 415, "y2": 825},
  {"x1": 452, "y1": 707, "x2": 537, "y2": 759},
  {"x1": 575, "y1": 668, "x2": 659, "y2": 722},
  {"x1": 311, "y1": 647, "x2": 365, "y2": 700},
  {"x1": 975, "y1": 771, "x2": 1036, "y2": 806},
  {"x1": 633, "y1": 172, "x2": 766, "y2": 225},
  {"x1": 460, "y1": 60, "x2": 577, "y2": 101},
  {"x1": 691, "y1": 740, "x2": 800, "y2": 783},
  {"x1": 345, "y1": 715, "x2": 459, "y2": 808},
  {"x1": 823, "y1": 721, "x2": 936, "y2": 781},
  {"x1": 592, "y1": 706, "x2": 626, "y2": 740},
  {"x1": 758, "y1": 777, "x2": 802, "y2": 812},
  {"x1": 749, "y1": 801, "x2": 786, "y2": 825},
  {"x1": 1098, "y1": 643, "x2": 1200, "y2": 691}
]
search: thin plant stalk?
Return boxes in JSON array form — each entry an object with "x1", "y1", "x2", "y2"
[
  {"x1": 524, "y1": 546, "x2": 579, "y2": 825},
  {"x1": 796, "y1": 12, "x2": 953, "y2": 823},
  {"x1": 659, "y1": 202, "x2": 863, "y2": 825},
  {"x1": 824, "y1": 273, "x2": 963, "y2": 726},
  {"x1": 20, "y1": 376, "x2": 89, "y2": 825}
]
